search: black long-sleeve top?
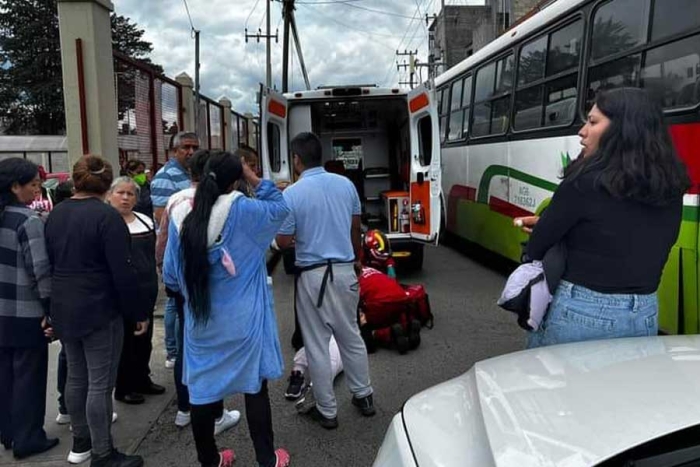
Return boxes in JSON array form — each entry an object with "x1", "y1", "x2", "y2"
[
  {"x1": 45, "y1": 198, "x2": 143, "y2": 340},
  {"x1": 527, "y1": 171, "x2": 682, "y2": 295}
]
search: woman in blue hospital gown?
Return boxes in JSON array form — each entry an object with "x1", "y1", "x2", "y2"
[{"x1": 163, "y1": 150, "x2": 291, "y2": 467}]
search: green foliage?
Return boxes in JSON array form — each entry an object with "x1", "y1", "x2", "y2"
[{"x1": 0, "y1": 0, "x2": 161, "y2": 135}]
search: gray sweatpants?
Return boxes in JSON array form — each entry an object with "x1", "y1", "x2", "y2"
[
  {"x1": 63, "y1": 317, "x2": 123, "y2": 458},
  {"x1": 296, "y1": 263, "x2": 373, "y2": 419}
]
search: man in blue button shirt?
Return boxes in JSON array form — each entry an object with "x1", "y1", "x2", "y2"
[{"x1": 277, "y1": 132, "x2": 375, "y2": 429}]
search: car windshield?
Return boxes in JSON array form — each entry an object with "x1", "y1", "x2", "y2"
[{"x1": 596, "y1": 424, "x2": 700, "y2": 466}]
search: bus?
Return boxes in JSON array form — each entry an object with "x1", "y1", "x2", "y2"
[
  {"x1": 260, "y1": 84, "x2": 441, "y2": 270},
  {"x1": 435, "y1": 0, "x2": 700, "y2": 334}
]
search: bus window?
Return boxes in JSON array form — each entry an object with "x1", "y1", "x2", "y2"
[
  {"x1": 514, "y1": 87, "x2": 544, "y2": 130},
  {"x1": 587, "y1": 54, "x2": 642, "y2": 107},
  {"x1": 518, "y1": 35, "x2": 546, "y2": 85},
  {"x1": 472, "y1": 54, "x2": 514, "y2": 137},
  {"x1": 462, "y1": 77, "x2": 472, "y2": 136},
  {"x1": 547, "y1": 20, "x2": 582, "y2": 76},
  {"x1": 418, "y1": 116, "x2": 433, "y2": 167},
  {"x1": 651, "y1": 0, "x2": 700, "y2": 42},
  {"x1": 514, "y1": 19, "x2": 582, "y2": 131},
  {"x1": 591, "y1": 0, "x2": 649, "y2": 61},
  {"x1": 641, "y1": 34, "x2": 700, "y2": 109},
  {"x1": 438, "y1": 87, "x2": 450, "y2": 144},
  {"x1": 545, "y1": 75, "x2": 578, "y2": 126},
  {"x1": 267, "y1": 122, "x2": 281, "y2": 172},
  {"x1": 448, "y1": 79, "x2": 464, "y2": 141}
]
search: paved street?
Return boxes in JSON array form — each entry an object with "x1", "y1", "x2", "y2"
[
  {"x1": 139, "y1": 244, "x2": 524, "y2": 467},
  {"x1": 1, "y1": 244, "x2": 525, "y2": 467}
]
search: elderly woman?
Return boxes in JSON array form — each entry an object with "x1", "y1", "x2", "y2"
[
  {"x1": 108, "y1": 176, "x2": 163, "y2": 405},
  {"x1": 0, "y1": 158, "x2": 57, "y2": 459},
  {"x1": 45, "y1": 155, "x2": 147, "y2": 467}
]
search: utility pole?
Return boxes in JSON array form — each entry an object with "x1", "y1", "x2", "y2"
[
  {"x1": 194, "y1": 29, "x2": 201, "y2": 130},
  {"x1": 396, "y1": 50, "x2": 417, "y2": 89},
  {"x1": 245, "y1": 2, "x2": 278, "y2": 88},
  {"x1": 280, "y1": 0, "x2": 310, "y2": 92}
]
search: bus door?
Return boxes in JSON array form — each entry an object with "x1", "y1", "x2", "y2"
[
  {"x1": 260, "y1": 86, "x2": 291, "y2": 183},
  {"x1": 407, "y1": 82, "x2": 442, "y2": 244}
]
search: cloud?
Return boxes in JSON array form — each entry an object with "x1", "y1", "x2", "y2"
[{"x1": 114, "y1": 0, "x2": 440, "y2": 114}]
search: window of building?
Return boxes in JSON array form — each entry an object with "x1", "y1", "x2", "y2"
[{"x1": 591, "y1": 0, "x2": 649, "y2": 61}]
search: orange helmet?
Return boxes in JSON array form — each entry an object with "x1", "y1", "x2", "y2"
[{"x1": 363, "y1": 229, "x2": 391, "y2": 264}]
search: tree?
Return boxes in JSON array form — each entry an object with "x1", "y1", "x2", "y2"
[{"x1": 0, "y1": 0, "x2": 162, "y2": 135}]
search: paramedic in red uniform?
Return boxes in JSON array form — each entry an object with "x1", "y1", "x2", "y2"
[{"x1": 276, "y1": 132, "x2": 375, "y2": 430}]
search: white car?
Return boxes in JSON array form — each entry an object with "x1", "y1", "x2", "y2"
[{"x1": 373, "y1": 335, "x2": 700, "y2": 467}]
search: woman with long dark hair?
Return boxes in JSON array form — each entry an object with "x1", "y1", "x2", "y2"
[
  {"x1": 163, "y1": 150, "x2": 290, "y2": 467},
  {"x1": 516, "y1": 87, "x2": 691, "y2": 348},
  {"x1": 0, "y1": 158, "x2": 57, "y2": 459},
  {"x1": 45, "y1": 155, "x2": 147, "y2": 467}
]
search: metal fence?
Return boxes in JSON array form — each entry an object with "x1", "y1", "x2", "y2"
[{"x1": 114, "y1": 51, "x2": 183, "y2": 172}]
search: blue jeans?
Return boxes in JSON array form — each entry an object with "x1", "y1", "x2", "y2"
[
  {"x1": 164, "y1": 297, "x2": 178, "y2": 359},
  {"x1": 527, "y1": 281, "x2": 658, "y2": 348}
]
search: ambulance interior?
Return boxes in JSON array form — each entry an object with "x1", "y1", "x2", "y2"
[{"x1": 288, "y1": 97, "x2": 413, "y2": 235}]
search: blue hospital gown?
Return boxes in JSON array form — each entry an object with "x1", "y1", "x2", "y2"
[{"x1": 162, "y1": 180, "x2": 290, "y2": 404}]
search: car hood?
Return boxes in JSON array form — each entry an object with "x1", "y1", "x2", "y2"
[{"x1": 402, "y1": 335, "x2": 700, "y2": 467}]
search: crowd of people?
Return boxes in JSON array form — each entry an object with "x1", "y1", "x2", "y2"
[{"x1": 0, "y1": 86, "x2": 691, "y2": 467}]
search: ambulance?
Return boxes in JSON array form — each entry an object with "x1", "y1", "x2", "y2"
[{"x1": 260, "y1": 83, "x2": 442, "y2": 270}]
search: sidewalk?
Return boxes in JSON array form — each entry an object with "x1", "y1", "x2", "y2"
[{"x1": 0, "y1": 294, "x2": 175, "y2": 467}]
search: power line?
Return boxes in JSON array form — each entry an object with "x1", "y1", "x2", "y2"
[
  {"x1": 245, "y1": 0, "x2": 262, "y2": 29},
  {"x1": 296, "y1": 3, "x2": 403, "y2": 41},
  {"x1": 182, "y1": 0, "x2": 196, "y2": 31},
  {"x1": 327, "y1": 2, "x2": 416, "y2": 19},
  {"x1": 295, "y1": 0, "x2": 364, "y2": 4},
  {"x1": 381, "y1": 2, "x2": 423, "y2": 86}
]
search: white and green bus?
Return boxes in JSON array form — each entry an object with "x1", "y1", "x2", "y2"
[{"x1": 435, "y1": 0, "x2": 700, "y2": 333}]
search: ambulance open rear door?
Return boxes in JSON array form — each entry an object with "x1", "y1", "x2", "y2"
[
  {"x1": 260, "y1": 86, "x2": 291, "y2": 184},
  {"x1": 407, "y1": 82, "x2": 441, "y2": 244}
]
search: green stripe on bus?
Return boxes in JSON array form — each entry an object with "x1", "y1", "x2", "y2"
[
  {"x1": 683, "y1": 205, "x2": 699, "y2": 222},
  {"x1": 477, "y1": 165, "x2": 559, "y2": 204}
]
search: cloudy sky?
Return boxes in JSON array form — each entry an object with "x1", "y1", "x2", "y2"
[{"x1": 115, "y1": 0, "x2": 483, "y2": 114}]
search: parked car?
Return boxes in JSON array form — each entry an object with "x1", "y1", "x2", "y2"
[{"x1": 373, "y1": 335, "x2": 700, "y2": 467}]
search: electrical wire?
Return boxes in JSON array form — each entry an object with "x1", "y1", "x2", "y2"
[
  {"x1": 325, "y1": 3, "x2": 416, "y2": 19},
  {"x1": 296, "y1": 3, "x2": 402, "y2": 41},
  {"x1": 182, "y1": 0, "x2": 197, "y2": 36},
  {"x1": 295, "y1": 0, "x2": 364, "y2": 4},
  {"x1": 245, "y1": 0, "x2": 262, "y2": 29}
]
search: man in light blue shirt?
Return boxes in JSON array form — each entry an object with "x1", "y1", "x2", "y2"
[{"x1": 277, "y1": 132, "x2": 374, "y2": 429}]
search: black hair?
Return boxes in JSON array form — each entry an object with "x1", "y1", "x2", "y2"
[
  {"x1": 124, "y1": 159, "x2": 145, "y2": 174},
  {"x1": 0, "y1": 158, "x2": 39, "y2": 217},
  {"x1": 188, "y1": 149, "x2": 211, "y2": 183},
  {"x1": 180, "y1": 151, "x2": 243, "y2": 324},
  {"x1": 290, "y1": 132, "x2": 323, "y2": 168},
  {"x1": 566, "y1": 87, "x2": 691, "y2": 205},
  {"x1": 55, "y1": 180, "x2": 74, "y2": 204}
]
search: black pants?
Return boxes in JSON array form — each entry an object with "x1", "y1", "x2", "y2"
[
  {"x1": 191, "y1": 381, "x2": 275, "y2": 467},
  {"x1": 57, "y1": 345, "x2": 67, "y2": 413},
  {"x1": 0, "y1": 345, "x2": 49, "y2": 454},
  {"x1": 115, "y1": 308, "x2": 155, "y2": 396},
  {"x1": 174, "y1": 298, "x2": 190, "y2": 412}
]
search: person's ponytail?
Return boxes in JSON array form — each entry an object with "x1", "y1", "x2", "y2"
[{"x1": 180, "y1": 151, "x2": 242, "y2": 324}]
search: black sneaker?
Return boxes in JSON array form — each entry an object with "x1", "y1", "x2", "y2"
[
  {"x1": 90, "y1": 449, "x2": 143, "y2": 467},
  {"x1": 303, "y1": 406, "x2": 338, "y2": 430},
  {"x1": 408, "y1": 319, "x2": 422, "y2": 350},
  {"x1": 284, "y1": 370, "x2": 306, "y2": 400},
  {"x1": 352, "y1": 393, "x2": 376, "y2": 417},
  {"x1": 390, "y1": 323, "x2": 409, "y2": 355}
]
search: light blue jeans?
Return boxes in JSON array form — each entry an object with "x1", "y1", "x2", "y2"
[
  {"x1": 164, "y1": 297, "x2": 178, "y2": 359},
  {"x1": 527, "y1": 281, "x2": 658, "y2": 349}
]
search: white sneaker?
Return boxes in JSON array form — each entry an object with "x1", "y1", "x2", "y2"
[
  {"x1": 214, "y1": 409, "x2": 241, "y2": 436},
  {"x1": 56, "y1": 413, "x2": 71, "y2": 425},
  {"x1": 165, "y1": 357, "x2": 176, "y2": 369},
  {"x1": 67, "y1": 449, "x2": 91, "y2": 464},
  {"x1": 175, "y1": 410, "x2": 191, "y2": 428}
]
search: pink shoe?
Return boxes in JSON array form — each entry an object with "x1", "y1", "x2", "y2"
[
  {"x1": 274, "y1": 448, "x2": 290, "y2": 467},
  {"x1": 218, "y1": 449, "x2": 235, "y2": 467}
]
